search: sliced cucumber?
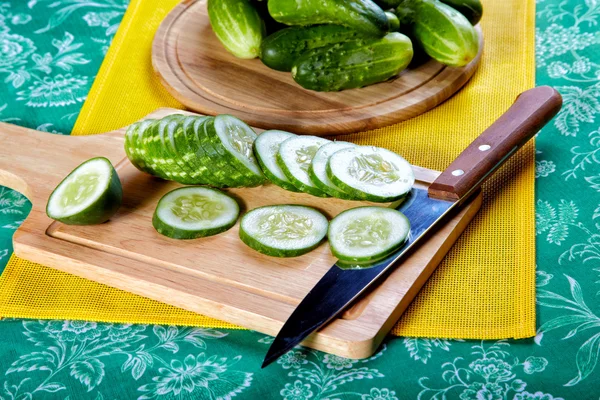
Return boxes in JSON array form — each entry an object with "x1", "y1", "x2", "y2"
[
  {"x1": 327, "y1": 146, "x2": 414, "y2": 202},
  {"x1": 173, "y1": 116, "x2": 216, "y2": 185},
  {"x1": 308, "y1": 141, "x2": 356, "y2": 199},
  {"x1": 206, "y1": 115, "x2": 266, "y2": 186},
  {"x1": 276, "y1": 135, "x2": 331, "y2": 197},
  {"x1": 126, "y1": 119, "x2": 157, "y2": 175},
  {"x1": 196, "y1": 117, "x2": 251, "y2": 187},
  {"x1": 328, "y1": 206, "x2": 410, "y2": 263},
  {"x1": 152, "y1": 115, "x2": 198, "y2": 184},
  {"x1": 253, "y1": 130, "x2": 300, "y2": 192},
  {"x1": 47, "y1": 157, "x2": 123, "y2": 225},
  {"x1": 153, "y1": 186, "x2": 240, "y2": 239},
  {"x1": 240, "y1": 205, "x2": 328, "y2": 257}
]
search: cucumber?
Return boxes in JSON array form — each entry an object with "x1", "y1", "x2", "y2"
[
  {"x1": 292, "y1": 32, "x2": 413, "y2": 92},
  {"x1": 126, "y1": 119, "x2": 158, "y2": 176},
  {"x1": 205, "y1": 115, "x2": 266, "y2": 186},
  {"x1": 411, "y1": 0, "x2": 479, "y2": 67},
  {"x1": 208, "y1": 0, "x2": 266, "y2": 59},
  {"x1": 268, "y1": 0, "x2": 389, "y2": 36},
  {"x1": 385, "y1": 11, "x2": 400, "y2": 31},
  {"x1": 327, "y1": 146, "x2": 414, "y2": 202},
  {"x1": 47, "y1": 157, "x2": 123, "y2": 225},
  {"x1": 194, "y1": 117, "x2": 247, "y2": 188},
  {"x1": 239, "y1": 205, "x2": 328, "y2": 257},
  {"x1": 153, "y1": 187, "x2": 239, "y2": 239},
  {"x1": 253, "y1": 130, "x2": 300, "y2": 192},
  {"x1": 308, "y1": 141, "x2": 356, "y2": 199},
  {"x1": 276, "y1": 136, "x2": 331, "y2": 197},
  {"x1": 139, "y1": 119, "x2": 173, "y2": 181},
  {"x1": 172, "y1": 116, "x2": 218, "y2": 186},
  {"x1": 439, "y1": 0, "x2": 483, "y2": 25},
  {"x1": 328, "y1": 206, "x2": 410, "y2": 262},
  {"x1": 151, "y1": 115, "x2": 198, "y2": 184},
  {"x1": 260, "y1": 25, "x2": 368, "y2": 72}
]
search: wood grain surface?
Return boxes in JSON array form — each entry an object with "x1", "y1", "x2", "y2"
[
  {"x1": 0, "y1": 109, "x2": 482, "y2": 359},
  {"x1": 152, "y1": 0, "x2": 484, "y2": 135}
]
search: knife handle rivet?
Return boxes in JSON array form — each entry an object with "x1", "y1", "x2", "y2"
[
  {"x1": 478, "y1": 144, "x2": 491, "y2": 151},
  {"x1": 452, "y1": 169, "x2": 465, "y2": 176}
]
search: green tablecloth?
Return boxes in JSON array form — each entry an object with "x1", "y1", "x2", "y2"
[{"x1": 1, "y1": 0, "x2": 599, "y2": 398}]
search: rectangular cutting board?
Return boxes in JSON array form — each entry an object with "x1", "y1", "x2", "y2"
[{"x1": 0, "y1": 109, "x2": 482, "y2": 359}]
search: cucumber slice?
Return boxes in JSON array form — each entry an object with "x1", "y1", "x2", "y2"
[
  {"x1": 153, "y1": 115, "x2": 198, "y2": 184},
  {"x1": 207, "y1": 115, "x2": 266, "y2": 186},
  {"x1": 196, "y1": 117, "x2": 251, "y2": 187},
  {"x1": 47, "y1": 157, "x2": 123, "y2": 225},
  {"x1": 328, "y1": 206, "x2": 410, "y2": 263},
  {"x1": 126, "y1": 119, "x2": 158, "y2": 175},
  {"x1": 327, "y1": 146, "x2": 414, "y2": 202},
  {"x1": 240, "y1": 205, "x2": 328, "y2": 257},
  {"x1": 173, "y1": 116, "x2": 217, "y2": 185},
  {"x1": 276, "y1": 135, "x2": 331, "y2": 197},
  {"x1": 139, "y1": 119, "x2": 173, "y2": 180},
  {"x1": 253, "y1": 130, "x2": 300, "y2": 192},
  {"x1": 308, "y1": 141, "x2": 356, "y2": 199},
  {"x1": 153, "y1": 186, "x2": 240, "y2": 239}
]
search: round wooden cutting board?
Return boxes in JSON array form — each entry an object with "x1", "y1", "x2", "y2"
[{"x1": 152, "y1": 0, "x2": 483, "y2": 135}]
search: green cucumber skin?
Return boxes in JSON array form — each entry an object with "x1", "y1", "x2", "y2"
[
  {"x1": 151, "y1": 115, "x2": 199, "y2": 185},
  {"x1": 268, "y1": 0, "x2": 389, "y2": 36},
  {"x1": 260, "y1": 25, "x2": 368, "y2": 72},
  {"x1": 152, "y1": 211, "x2": 237, "y2": 239},
  {"x1": 292, "y1": 32, "x2": 413, "y2": 92},
  {"x1": 47, "y1": 158, "x2": 123, "y2": 225},
  {"x1": 126, "y1": 120, "x2": 158, "y2": 176},
  {"x1": 439, "y1": 0, "x2": 482, "y2": 25},
  {"x1": 205, "y1": 116, "x2": 266, "y2": 186},
  {"x1": 254, "y1": 146, "x2": 300, "y2": 192},
  {"x1": 173, "y1": 116, "x2": 219, "y2": 186},
  {"x1": 239, "y1": 223, "x2": 323, "y2": 257},
  {"x1": 385, "y1": 11, "x2": 400, "y2": 31},
  {"x1": 194, "y1": 118, "x2": 245, "y2": 188},
  {"x1": 208, "y1": 0, "x2": 266, "y2": 59},
  {"x1": 326, "y1": 162, "x2": 406, "y2": 203},
  {"x1": 307, "y1": 165, "x2": 355, "y2": 200},
  {"x1": 411, "y1": 0, "x2": 479, "y2": 67},
  {"x1": 276, "y1": 152, "x2": 330, "y2": 197}
]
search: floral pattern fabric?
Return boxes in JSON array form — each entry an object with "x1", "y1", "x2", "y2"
[{"x1": 1, "y1": 0, "x2": 600, "y2": 398}]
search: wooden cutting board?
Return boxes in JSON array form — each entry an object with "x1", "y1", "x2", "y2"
[
  {"x1": 0, "y1": 109, "x2": 482, "y2": 359},
  {"x1": 152, "y1": 0, "x2": 483, "y2": 135}
]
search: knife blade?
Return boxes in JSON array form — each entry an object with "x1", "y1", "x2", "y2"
[{"x1": 262, "y1": 86, "x2": 563, "y2": 368}]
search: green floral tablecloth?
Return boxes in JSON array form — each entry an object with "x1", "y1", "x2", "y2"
[{"x1": 1, "y1": 0, "x2": 600, "y2": 398}]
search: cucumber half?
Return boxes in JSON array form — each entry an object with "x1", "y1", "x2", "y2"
[
  {"x1": 308, "y1": 141, "x2": 356, "y2": 200},
  {"x1": 277, "y1": 135, "x2": 331, "y2": 197},
  {"x1": 240, "y1": 205, "x2": 328, "y2": 257},
  {"x1": 47, "y1": 157, "x2": 123, "y2": 225},
  {"x1": 153, "y1": 187, "x2": 240, "y2": 239},
  {"x1": 328, "y1": 206, "x2": 410, "y2": 263},
  {"x1": 327, "y1": 146, "x2": 414, "y2": 202},
  {"x1": 254, "y1": 130, "x2": 300, "y2": 192}
]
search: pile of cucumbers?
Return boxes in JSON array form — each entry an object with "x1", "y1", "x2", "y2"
[{"x1": 208, "y1": 0, "x2": 482, "y2": 91}]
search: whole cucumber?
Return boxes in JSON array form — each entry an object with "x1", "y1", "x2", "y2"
[
  {"x1": 412, "y1": 0, "x2": 479, "y2": 67},
  {"x1": 268, "y1": 0, "x2": 389, "y2": 36},
  {"x1": 260, "y1": 25, "x2": 369, "y2": 72},
  {"x1": 208, "y1": 0, "x2": 266, "y2": 59},
  {"x1": 292, "y1": 32, "x2": 414, "y2": 92},
  {"x1": 439, "y1": 0, "x2": 483, "y2": 25}
]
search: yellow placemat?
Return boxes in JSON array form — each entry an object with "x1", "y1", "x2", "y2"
[{"x1": 0, "y1": 0, "x2": 536, "y2": 339}]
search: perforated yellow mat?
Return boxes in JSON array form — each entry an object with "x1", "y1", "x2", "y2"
[{"x1": 0, "y1": 0, "x2": 536, "y2": 339}]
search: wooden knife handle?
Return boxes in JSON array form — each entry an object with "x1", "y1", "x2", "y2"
[{"x1": 428, "y1": 86, "x2": 563, "y2": 201}]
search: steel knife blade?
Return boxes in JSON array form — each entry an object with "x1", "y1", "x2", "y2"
[{"x1": 262, "y1": 86, "x2": 563, "y2": 368}]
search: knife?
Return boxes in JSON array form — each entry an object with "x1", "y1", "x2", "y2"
[{"x1": 262, "y1": 86, "x2": 563, "y2": 368}]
